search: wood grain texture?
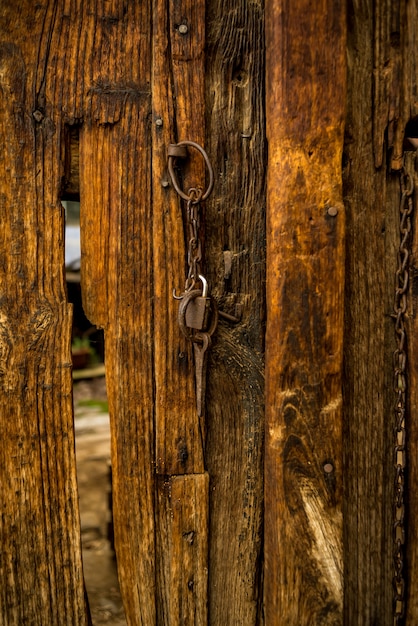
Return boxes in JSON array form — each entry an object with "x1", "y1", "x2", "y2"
[
  {"x1": 265, "y1": 1, "x2": 346, "y2": 623},
  {"x1": 204, "y1": 1, "x2": 266, "y2": 623},
  {"x1": 156, "y1": 474, "x2": 209, "y2": 625},
  {"x1": 343, "y1": 1, "x2": 418, "y2": 623},
  {"x1": 151, "y1": 0, "x2": 210, "y2": 621},
  {"x1": 344, "y1": 6, "x2": 390, "y2": 620},
  {"x1": 61, "y1": 9, "x2": 158, "y2": 622},
  {"x1": 81, "y1": 108, "x2": 157, "y2": 624},
  {"x1": 3, "y1": 2, "x2": 157, "y2": 623},
  {"x1": 372, "y1": 0, "x2": 418, "y2": 171},
  {"x1": 0, "y1": 5, "x2": 88, "y2": 624}
]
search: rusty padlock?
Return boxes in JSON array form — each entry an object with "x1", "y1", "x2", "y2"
[{"x1": 185, "y1": 275, "x2": 211, "y2": 331}]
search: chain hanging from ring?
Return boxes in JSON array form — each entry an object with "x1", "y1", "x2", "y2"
[
  {"x1": 393, "y1": 155, "x2": 414, "y2": 625},
  {"x1": 167, "y1": 141, "x2": 214, "y2": 296}
]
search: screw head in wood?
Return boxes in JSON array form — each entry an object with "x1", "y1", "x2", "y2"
[{"x1": 178, "y1": 24, "x2": 188, "y2": 35}]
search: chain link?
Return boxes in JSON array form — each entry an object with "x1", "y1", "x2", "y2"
[
  {"x1": 393, "y1": 156, "x2": 414, "y2": 625},
  {"x1": 185, "y1": 187, "x2": 203, "y2": 291}
]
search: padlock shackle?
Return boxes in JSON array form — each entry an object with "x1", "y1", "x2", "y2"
[{"x1": 198, "y1": 274, "x2": 208, "y2": 298}]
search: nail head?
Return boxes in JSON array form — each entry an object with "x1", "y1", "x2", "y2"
[
  {"x1": 327, "y1": 206, "x2": 338, "y2": 217},
  {"x1": 178, "y1": 24, "x2": 188, "y2": 35},
  {"x1": 33, "y1": 110, "x2": 44, "y2": 122}
]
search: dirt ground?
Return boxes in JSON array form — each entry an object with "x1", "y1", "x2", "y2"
[{"x1": 73, "y1": 377, "x2": 127, "y2": 626}]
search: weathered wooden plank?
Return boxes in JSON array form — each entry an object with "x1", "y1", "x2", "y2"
[
  {"x1": 80, "y1": 0, "x2": 209, "y2": 621},
  {"x1": 152, "y1": 1, "x2": 210, "y2": 620},
  {"x1": 343, "y1": 160, "x2": 396, "y2": 624},
  {"x1": 204, "y1": 1, "x2": 266, "y2": 623},
  {"x1": 0, "y1": 4, "x2": 88, "y2": 624},
  {"x1": 80, "y1": 98, "x2": 157, "y2": 624},
  {"x1": 265, "y1": 1, "x2": 346, "y2": 623},
  {"x1": 373, "y1": 0, "x2": 418, "y2": 171},
  {"x1": 152, "y1": 0, "x2": 206, "y2": 477},
  {"x1": 156, "y1": 474, "x2": 209, "y2": 625},
  {"x1": 342, "y1": 1, "x2": 418, "y2": 622},
  {"x1": 74, "y1": 4, "x2": 157, "y2": 623},
  {"x1": 372, "y1": 1, "x2": 401, "y2": 168}
]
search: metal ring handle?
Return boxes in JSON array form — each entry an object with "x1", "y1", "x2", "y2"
[
  {"x1": 178, "y1": 290, "x2": 218, "y2": 343},
  {"x1": 167, "y1": 140, "x2": 214, "y2": 202}
]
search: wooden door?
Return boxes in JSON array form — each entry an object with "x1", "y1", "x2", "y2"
[
  {"x1": 0, "y1": 1, "x2": 264, "y2": 624},
  {"x1": 2, "y1": 1, "x2": 418, "y2": 625}
]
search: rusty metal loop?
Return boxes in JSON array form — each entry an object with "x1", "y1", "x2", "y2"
[
  {"x1": 167, "y1": 140, "x2": 214, "y2": 202},
  {"x1": 178, "y1": 289, "x2": 218, "y2": 343}
]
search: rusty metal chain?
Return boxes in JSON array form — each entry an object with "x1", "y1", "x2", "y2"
[
  {"x1": 168, "y1": 141, "x2": 214, "y2": 297},
  {"x1": 185, "y1": 187, "x2": 203, "y2": 292},
  {"x1": 168, "y1": 141, "x2": 217, "y2": 418},
  {"x1": 393, "y1": 155, "x2": 415, "y2": 625},
  {"x1": 168, "y1": 141, "x2": 218, "y2": 342}
]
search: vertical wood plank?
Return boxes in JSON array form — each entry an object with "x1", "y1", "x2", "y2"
[
  {"x1": 265, "y1": 1, "x2": 346, "y2": 623},
  {"x1": 80, "y1": 0, "x2": 210, "y2": 622},
  {"x1": 205, "y1": 1, "x2": 266, "y2": 623},
  {"x1": 77, "y1": 3, "x2": 157, "y2": 623},
  {"x1": 343, "y1": 160, "x2": 396, "y2": 624},
  {"x1": 342, "y1": 1, "x2": 417, "y2": 622},
  {"x1": 80, "y1": 98, "x2": 157, "y2": 625},
  {"x1": 152, "y1": 1, "x2": 210, "y2": 622},
  {"x1": 151, "y1": 0, "x2": 205, "y2": 477},
  {"x1": 0, "y1": 4, "x2": 88, "y2": 624}
]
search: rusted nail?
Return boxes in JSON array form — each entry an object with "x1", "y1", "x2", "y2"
[
  {"x1": 33, "y1": 110, "x2": 44, "y2": 122},
  {"x1": 223, "y1": 250, "x2": 233, "y2": 279},
  {"x1": 219, "y1": 306, "x2": 242, "y2": 324},
  {"x1": 323, "y1": 463, "x2": 334, "y2": 474}
]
